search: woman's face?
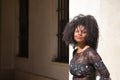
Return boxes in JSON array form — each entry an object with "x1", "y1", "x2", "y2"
[{"x1": 74, "y1": 25, "x2": 87, "y2": 44}]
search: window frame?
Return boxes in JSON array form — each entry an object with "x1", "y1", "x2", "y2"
[
  {"x1": 55, "y1": 0, "x2": 69, "y2": 63},
  {"x1": 18, "y1": 0, "x2": 29, "y2": 58}
]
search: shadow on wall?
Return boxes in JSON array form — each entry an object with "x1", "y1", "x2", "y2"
[
  {"x1": 14, "y1": 70, "x2": 57, "y2": 80},
  {"x1": 0, "y1": 69, "x2": 14, "y2": 80}
]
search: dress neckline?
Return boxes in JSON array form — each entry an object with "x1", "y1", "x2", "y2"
[{"x1": 76, "y1": 46, "x2": 90, "y2": 54}]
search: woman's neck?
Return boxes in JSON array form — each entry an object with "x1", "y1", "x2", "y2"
[
  {"x1": 77, "y1": 42, "x2": 86, "y2": 49},
  {"x1": 77, "y1": 43, "x2": 89, "y2": 53}
]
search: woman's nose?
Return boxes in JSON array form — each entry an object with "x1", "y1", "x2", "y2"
[{"x1": 78, "y1": 31, "x2": 82, "y2": 35}]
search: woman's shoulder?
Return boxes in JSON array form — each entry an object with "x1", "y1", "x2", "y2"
[
  {"x1": 87, "y1": 47, "x2": 97, "y2": 52},
  {"x1": 86, "y1": 47, "x2": 102, "y2": 61},
  {"x1": 86, "y1": 47, "x2": 98, "y2": 56}
]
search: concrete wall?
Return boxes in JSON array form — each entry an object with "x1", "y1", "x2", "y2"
[
  {"x1": 0, "y1": 0, "x2": 69, "y2": 80},
  {"x1": 15, "y1": 0, "x2": 69, "y2": 80},
  {"x1": 0, "y1": 0, "x2": 15, "y2": 70},
  {"x1": 0, "y1": 0, "x2": 1, "y2": 69},
  {"x1": 69, "y1": 0, "x2": 120, "y2": 80},
  {"x1": 0, "y1": 0, "x2": 15, "y2": 79},
  {"x1": 100, "y1": 0, "x2": 120, "y2": 79}
]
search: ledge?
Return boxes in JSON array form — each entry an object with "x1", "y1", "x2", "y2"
[{"x1": 51, "y1": 61, "x2": 69, "y2": 67}]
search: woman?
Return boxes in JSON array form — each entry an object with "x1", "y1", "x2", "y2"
[{"x1": 63, "y1": 14, "x2": 110, "y2": 80}]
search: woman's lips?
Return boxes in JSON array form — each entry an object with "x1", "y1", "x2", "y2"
[
  {"x1": 77, "y1": 36, "x2": 82, "y2": 39},
  {"x1": 76, "y1": 37, "x2": 82, "y2": 39}
]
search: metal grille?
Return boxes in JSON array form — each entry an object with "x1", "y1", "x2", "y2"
[
  {"x1": 56, "y1": 0, "x2": 69, "y2": 63},
  {"x1": 19, "y1": 0, "x2": 29, "y2": 57}
]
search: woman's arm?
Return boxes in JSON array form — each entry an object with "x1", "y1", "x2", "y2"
[
  {"x1": 94, "y1": 60, "x2": 110, "y2": 80},
  {"x1": 88, "y1": 49, "x2": 110, "y2": 80}
]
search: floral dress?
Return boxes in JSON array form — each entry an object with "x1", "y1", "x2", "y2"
[{"x1": 70, "y1": 47, "x2": 110, "y2": 80}]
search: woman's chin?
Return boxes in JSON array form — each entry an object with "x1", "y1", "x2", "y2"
[{"x1": 76, "y1": 40, "x2": 83, "y2": 43}]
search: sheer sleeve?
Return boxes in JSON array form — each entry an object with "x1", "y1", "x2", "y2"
[{"x1": 88, "y1": 49, "x2": 110, "y2": 80}]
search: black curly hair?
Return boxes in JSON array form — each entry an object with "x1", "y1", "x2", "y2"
[{"x1": 63, "y1": 14, "x2": 99, "y2": 50}]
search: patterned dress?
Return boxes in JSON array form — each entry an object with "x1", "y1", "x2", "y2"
[{"x1": 70, "y1": 47, "x2": 110, "y2": 80}]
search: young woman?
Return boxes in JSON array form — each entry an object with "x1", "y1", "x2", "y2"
[{"x1": 63, "y1": 14, "x2": 110, "y2": 80}]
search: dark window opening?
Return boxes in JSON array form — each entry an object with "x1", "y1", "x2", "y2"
[
  {"x1": 18, "y1": 0, "x2": 29, "y2": 57},
  {"x1": 55, "y1": 0, "x2": 69, "y2": 63}
]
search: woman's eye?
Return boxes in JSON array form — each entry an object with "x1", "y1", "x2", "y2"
[
  {"x1": 83, "y1": 31, "x2": 87, "y2": 33},
  {"x1": 75, "y1": 30, "x2": 79, "y2": 33}
]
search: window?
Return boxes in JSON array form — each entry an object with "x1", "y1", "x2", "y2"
[
  {"x1": 55, "y1": 0, "x2": 69, "y2": 63},
  {"x1": 18, "y1": 0, "x2": 29, "y2": 57}
]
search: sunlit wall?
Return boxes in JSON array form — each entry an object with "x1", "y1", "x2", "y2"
[{"x1": 69, "y1": 0, "x2": 120, "y2": 80}]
